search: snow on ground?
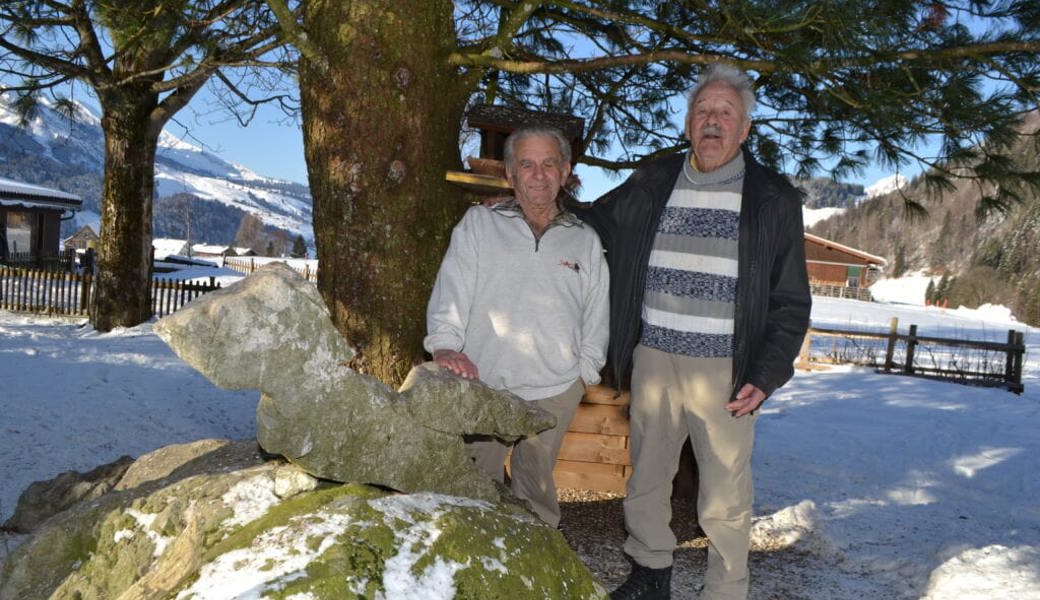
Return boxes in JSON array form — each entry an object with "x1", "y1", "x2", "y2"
[{"x1": 1, "y1": 276, "x2": 1038, "y2": 599}]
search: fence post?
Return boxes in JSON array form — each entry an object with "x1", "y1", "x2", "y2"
[
  {"x1": 1007, "y1": 330, "x2": 1025, "y2": 394},
  {"x1": 883, "y1": 317, "x2": 899, "y2": 372},
  {"x1": 904, "y1": 324, "x2": 918, "y2": 375},
  {"x1": 1015, "y1": 331, "x2": 1025, "y2": 393},
  {"x1": 796, "y1": 321, "x2": 812, "y2": 369},
  {"x1": 80, "y1": 272, "x2": 92, "y2": 316}
]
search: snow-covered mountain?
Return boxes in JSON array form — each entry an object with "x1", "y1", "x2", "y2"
[
  {"x1": 863, "y1": 173, "x2": 908, "y2": 198},
  {"x1": 0, "y1": 93, "x2": 312, "y2": 244}
]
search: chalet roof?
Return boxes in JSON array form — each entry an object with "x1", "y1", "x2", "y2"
[
  {"x1": 467, "y1": 104, "x2": 585, "y2": 142},
  {"x1": 66, "y1": 224, "x2": 98, "y2": 239},
  {"x1": 153, "y1": 238, "x2": 190, "y2": 260},
  {"x1": 0, "y1": 176, "x2": 81, "y2": 211},
  {"x1": 62, "y1": 224, "x2": 99, "y2": 246},
  {"x1": 804, "y1": 232, "x2": 888, "y2": 266}
]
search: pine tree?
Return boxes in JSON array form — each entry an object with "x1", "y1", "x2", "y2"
[
  {"x1": 291, "y1": 235, "x2": 307, "y2": 259},
  {"x1": 1, "y1": 1, "x2": 291, "y2": 331}
]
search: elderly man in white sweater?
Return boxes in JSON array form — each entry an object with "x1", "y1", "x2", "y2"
[{"x1": 424, "y1": 125, "x2": 609, "y2": 527}]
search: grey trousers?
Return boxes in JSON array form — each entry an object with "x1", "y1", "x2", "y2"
[
  {"x1": 623, "y1": 345, "x2": 757, "y2": 600},
  {"x1": 467, "y1": 378, "x2": 584, "y2": 528}
]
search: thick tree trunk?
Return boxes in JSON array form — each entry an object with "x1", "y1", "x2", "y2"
[
  {"x1": 92, "y1": 97, "x2": 160, "y2": 331},
  {"x1": 301, "y1": 1, "x2": 470, "y2": 385}
]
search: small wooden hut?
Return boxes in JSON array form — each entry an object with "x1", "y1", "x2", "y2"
[{"x1": 0, "y1": 177, "x2": 81, "y2": 267}]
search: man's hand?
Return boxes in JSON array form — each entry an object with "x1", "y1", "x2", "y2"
[
  {"x1": 432, "y1": 349, "x2": 479, "y2": 380},
  {"x1": 726, "y1": 383, "x2": 766, "y2": 417}
]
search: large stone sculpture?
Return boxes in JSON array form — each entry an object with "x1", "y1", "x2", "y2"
[{"x1": 153, "y1": 262, "x2": 556, "y2": 502}]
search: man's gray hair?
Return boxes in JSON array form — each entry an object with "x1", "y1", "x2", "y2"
[
  {"x1": 688, "y1": 62, "x2": 756, "y2": 120},
  {"x1": 503, "y1": 125, "x2": 572, "y2": 171}
]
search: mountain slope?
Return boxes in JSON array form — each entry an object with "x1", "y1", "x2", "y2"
[
  {"x1": 0, "y1": 93, "x2": 312, "y2": 248},
  {"x1": 809, "y1": 111, "x2": 1040, "y2": 325}
]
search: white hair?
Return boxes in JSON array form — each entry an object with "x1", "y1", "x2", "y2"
[
  {"x1": 687, "y1": 63, "x2": 756, "y2": 120},
  {"x1": 503, "y1": 126, "x2": 572, "y2": 172}
]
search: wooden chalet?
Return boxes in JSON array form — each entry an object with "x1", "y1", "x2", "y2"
[
  {"x1": 0, "y1": 176, "x2": 81, "y2": 267},
  {"x1": 63, "y1": 224, "x2": 99, "y2": 251},
  {"x1": 804, "y1": 232, "x2": 887, "y2": 289}
]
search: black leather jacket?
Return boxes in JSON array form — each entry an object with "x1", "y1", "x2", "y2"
[{"x1": 570, "y1": 148, "x2": 811, "y2": 400}]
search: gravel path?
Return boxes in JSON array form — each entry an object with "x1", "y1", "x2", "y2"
[{"x1": 557, "y1": 489, "x2": 883, "y2": 600}]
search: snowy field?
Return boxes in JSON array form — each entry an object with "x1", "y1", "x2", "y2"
[{"x1": 0, "y1": 274, "x2": 1037, "y2": 599}]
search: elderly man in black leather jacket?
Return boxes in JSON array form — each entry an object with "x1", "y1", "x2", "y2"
[{"x1": 571, "y1": 62, "x2": 811, "y2": 600}]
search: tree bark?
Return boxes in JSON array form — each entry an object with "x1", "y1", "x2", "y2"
[
  {"x1": 92, "y1": 94, "x2": 161, "y2": 331},
  {"x1": 300, "y1": 1, "x2": 471, "y2": 385}
]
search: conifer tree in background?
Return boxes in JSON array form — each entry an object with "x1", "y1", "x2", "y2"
[
  {"x1": 0, "y1": 1, "x2": 292, "y2": 332},
  {"x1": 267, "y1": 0, "x2": 1040, "y2": 383},
  {"x1": 291, "y1": 235, "x2": 307, "y2": 259}
]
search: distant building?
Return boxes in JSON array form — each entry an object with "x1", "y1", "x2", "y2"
[
  {"x1": 63, "y1": 224, "x2": 99, "y2": 251},
  {"x1": 804, "y1": 232, "x2": 887, "y2": 289},
  {"x1": 191, "y1": 244, "x2": 256, "y2": 259},
  {"x1": 153, "y1": 238, "x2": 190, "y2": 260},
  {"x1": 0, "y1": 177, "x2": 81, "y2": 266}
]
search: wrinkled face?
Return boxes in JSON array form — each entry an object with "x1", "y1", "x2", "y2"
[
  {"x1": 685, "y1": 81, "x2": 752, "y2": 172},
  {"x1": 506, "y1": 135, "x2": 571, "y2": 209}
]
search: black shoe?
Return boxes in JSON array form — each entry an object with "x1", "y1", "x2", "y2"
[{"x1": 609, "y1": 562, "x2": 672, "y2": 600}]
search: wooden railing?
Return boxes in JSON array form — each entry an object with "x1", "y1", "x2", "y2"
[
  {"x1": 798, "y1": 317, "x2": 1026, "y2": 393},
  {"x1": 2, "y1": 248, "x2": 78, "y2": 273},
  {"x1": 0, "y1": 266, "x2": 220, "y2": 319},
  {"x1": 810, "y1": 281, "x2": 874, "y2": 302}
]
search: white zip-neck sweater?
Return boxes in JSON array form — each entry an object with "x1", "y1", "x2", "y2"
[{"x1": 424, "y1": 201, "x2": 609, "y2": 400}]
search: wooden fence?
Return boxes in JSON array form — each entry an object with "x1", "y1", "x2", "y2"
[
  {"x1": 3, "y1": 249, "x2": 79, "y2": 273},
  {"x1": 0, "y1": 266, "x2": 220, "y2": 319},
  {"x1": 799, "y1": 317, "x2": 1026, "y2": 393},
  {"x1": 223, "y1": 257, "x2": 318, "y2": 283}
]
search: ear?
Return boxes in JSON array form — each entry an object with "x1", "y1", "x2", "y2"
[{"x1": 739, "y1": 117, "x2": 752, "y2": 143}]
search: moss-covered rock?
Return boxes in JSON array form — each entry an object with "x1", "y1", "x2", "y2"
[{"x1": 0, "y1": 454, "x2": 606, "y2": 599}]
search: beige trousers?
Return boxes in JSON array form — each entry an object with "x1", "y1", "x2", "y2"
[
  {"x1": 623, "y1": 345, "x2": 757, "y2": 600},
  {"x1": 466, "y1": 378, "x2": 584, "y2": 527}
]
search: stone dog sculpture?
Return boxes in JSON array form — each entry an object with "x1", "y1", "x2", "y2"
[{"x1": 154, "y1": 262, "x2": 556, "y2": 502}]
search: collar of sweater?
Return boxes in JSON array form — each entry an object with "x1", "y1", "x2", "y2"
[
  {"x1": 491, "y1": 197, "x2": 582, "y2": 228},
  {"x1": 683, "y1": 150, "x2": 746, "y2": 186}
]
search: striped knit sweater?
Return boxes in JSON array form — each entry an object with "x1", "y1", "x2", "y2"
[{"x1": 639, "y1": 151, "x2": 745, "y2": 357}]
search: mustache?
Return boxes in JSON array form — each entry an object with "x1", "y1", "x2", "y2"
[{"x1": 702, "y1": 125, "x2": 723, "y2": 137}]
